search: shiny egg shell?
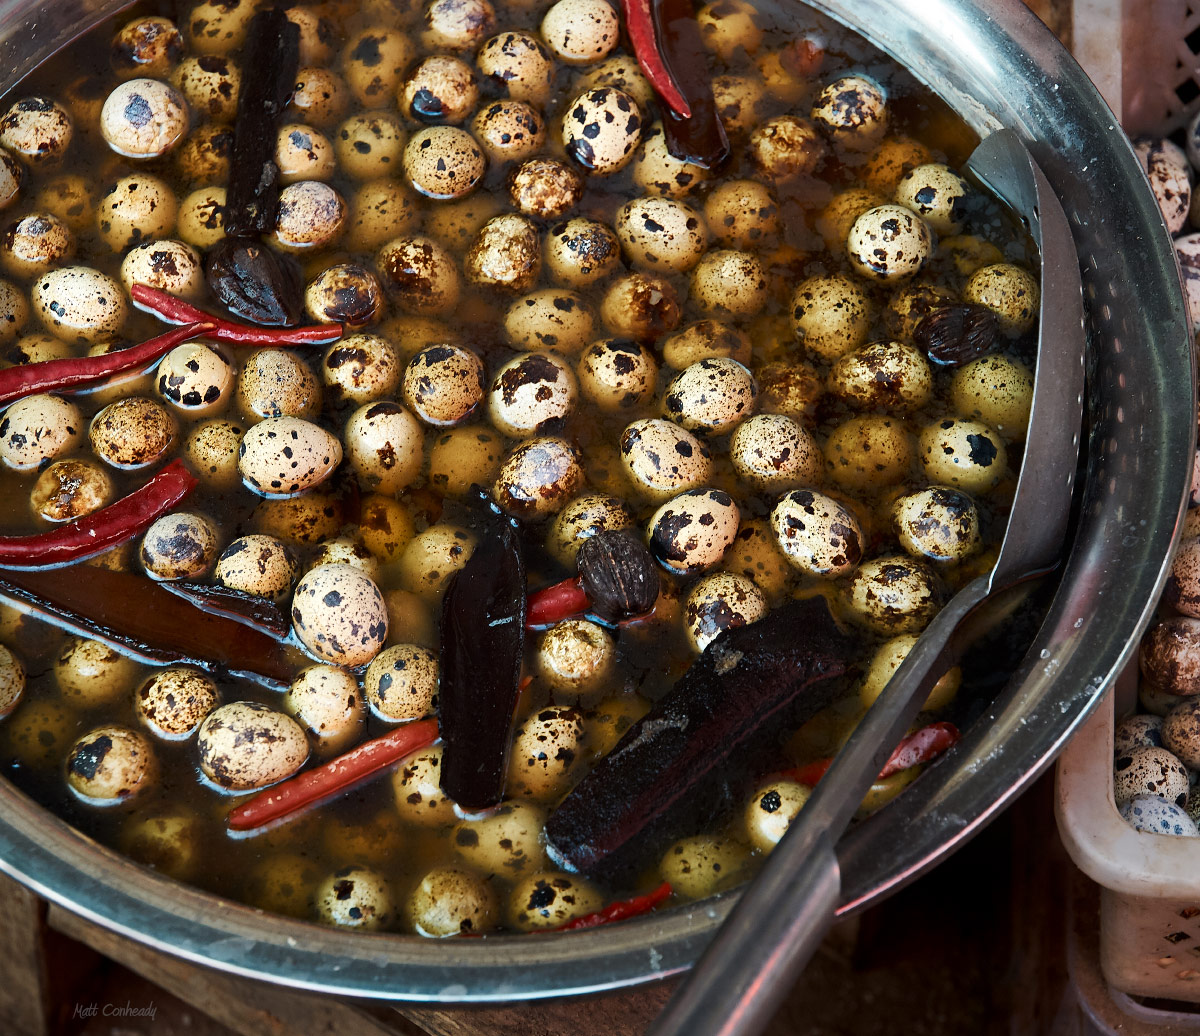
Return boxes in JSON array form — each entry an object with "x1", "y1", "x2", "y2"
[
  {"x1": 237, "y1": 416, "x2": 341, "y2": 498},
  {"x1": 1113, "y1": 745, "x2": 1190, "y2": 809},
  {"x1": 649, "y1": 488, "x2": 740, "y2": 575},
  {"x1": 197, "y1": 702, "x2": 308, "y2": 790},
  {"x1": 291, "y1": 563, "x2": 388, "y2": 668},
  {"x1": 771, "y1": 489, "x2": 862, "y2": 578},
  {"x1": 67, "y1": 725, "x2": 156, "y2": 803}
]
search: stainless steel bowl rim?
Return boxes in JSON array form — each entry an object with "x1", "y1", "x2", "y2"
[{"x1": 0, "y1": 0, "x2": 1191, "y2": 1002}]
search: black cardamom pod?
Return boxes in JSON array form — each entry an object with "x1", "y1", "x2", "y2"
[
  {"x1": 577, "y1": 529, "x2": 660, "y2": 625},
  {"x1": 913, "y1": 303, "x2": 1000, "y2": 366}
]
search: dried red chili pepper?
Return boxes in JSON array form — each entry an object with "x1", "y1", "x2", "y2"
[
  {"x1": 621, "y1": 0, "x2": 691, "y2": 117},
  {"x1": 0, "y1": 458, "x2": 195, "y2": 568},
  {"x1": 526, "y1": 576, "x2": 591, "y2": 628},
  {"x1": 786, "y1": 721, "x2": 961, "y2": 788},
  {"x1": 557, "y1": 881, "x2": 674, "y2": 930},
  {"x1": 228, "y1": 719, "x2": 440, "y2": 831},
  {"x1": 130, "y1": 284, "x2": 343, "y2": 346},
  {"x1": 0, "y1": 322, "x2": 213, "y2": 410}
]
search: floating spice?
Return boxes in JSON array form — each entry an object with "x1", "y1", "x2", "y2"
[
  {"x1": 914, "y1": 303, "x2": 999, "y2": 366},
  {"x1": 576, "y1": 529, "x2": 659, "y2": 625}
]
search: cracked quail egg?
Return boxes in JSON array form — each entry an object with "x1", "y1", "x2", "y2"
[
  {"x1": 31, "y1": 459, "x2": 113, "y2": 522},
  {"x1": 376, "y1": 234, "x2": 461, "y2": 315},
  {"x1": 811, "y1": 74, "x2": 888, "y2": 152},
  {"x1": 100, "y1": 79, "x2": 188, "y2": 159},
  {"x1": 507, "y1": 158, "x2": 584, "y2": 220},
  {"x1": 466, "y1": 213, "x2": 541, "y2": 292},
  {"x1": 135, "y1": 667, "x2": 219, "y2": 740}
]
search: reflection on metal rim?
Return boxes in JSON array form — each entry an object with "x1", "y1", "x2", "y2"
[{"x1": 0, "y1": 0, "x2": 1192, "y2": 1002}]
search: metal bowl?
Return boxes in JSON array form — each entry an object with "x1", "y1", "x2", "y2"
[{"x1": 0, "y1": 0, "x2": 1191, "y2": 1002}]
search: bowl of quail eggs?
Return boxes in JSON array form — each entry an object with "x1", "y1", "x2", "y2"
[{"x1": 0, "y1": 0, "x2": 1188, "y2": 1004}]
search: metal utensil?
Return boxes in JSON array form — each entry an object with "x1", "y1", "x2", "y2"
[{"x1": 647, "y1": 128, "x2": 1087, "y2": 1036}]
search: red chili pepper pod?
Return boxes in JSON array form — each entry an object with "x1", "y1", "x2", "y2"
[
  {"x1": 131, "y1": 283, "x2": 343, "y2": 345},
  {"x1": 558, "y1": 881, "x2": 674, "y2": 930},
  {"x1": 526, "y1": 577, "x2": 592, "y2": 629}
]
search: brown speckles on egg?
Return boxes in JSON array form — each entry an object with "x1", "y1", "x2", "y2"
[
  {"x1": 476, "y1": 31, "x2": 555, "y2": 106},
  {"x1": 1113, "y1": 745, "x2": 1190, "y2": 809},
  {"x1": 684, "y1": 571, "x2": 767, "y2": 652},
  {"x1": 0, "y1": 393, "x2": 82, "y2": 471},
  {"x1": 391, "y1": 744, "x2": 457, "y2": 826},
  {"x1": 846, "y1": 204, "x2": 932, "y2": 282},
  {"x1": 509, "y1": 704, "x2": 589, "y2": 799},
  {"x1": 493, "y1": 436, "x2": 585, "y2": 519},
  {"x1": 100, "y1": 79, "x2": 188, "y2": 159},
  {"x1": 32, "y1": 265, "x2": 128, "y2": 343},
  {"x1": 466, "y1": 213, "x2": 541, "y2": 291},
  {"x1": 488, "y1": 351, "x2": 576, "y2": 436},
  {"x1": 0, "y1": 96, "x2": 73, "y2": 164},
  {"x1": 893, "y1": 486, "x2": 980, "y2": 563},
  {"x1": 318, "y1": 865, "x2": 394, "y2": 929},
  {"x1": 404, "y1": 126, "x2": 486, "y2": 200},
  {"x1": 403, "y1": 344, "x2": 485, "y2": 427},
  {"x1": 135, "y1": 667, "x2": 219, "y2": 739},
  {"x1": 67, "y1": 726, "x2": 155, "y2": 802},
  {"x1": 615, "y1": 195, "x2": 708, "y2": 273},
  {"x1": 662, "y1": 357, "x2": 757, "y2": 435},
  {"x1": 1141, "y1": 617, "x2": 1200, "y2": 696},
  {"x1": 771, "y1": 488, "x2": 862, "y2": 578},
  {"x1": 690, "y1": 249, "x2": 768, "y2": 318},
  {"x1": 508, "y1": 871, "x2": 603, "y2": 929},
  {"x1": 406, "y1": 865, "x2": 495, "y2": 936},
  {"x1": 649, "y1": 487, "x2": 740, "y2": 574},
  {"x1": 376, "y1": 234, "x2": 461, "y2": 315},
  {"x1": 545, "y1": 216, "x2": 619, "y2": 286},
  {"x1": 845, "y1": 554, "x2": 942, "y2": 634},
  {"x1": 291, "y1": 563, "x2": 389, "y2": 667},
  {"x1": 140, "y1": 511, "x2": 219, "y2": 580},
  {"x1": 214, "y1": 533, "x2": 298, "y2": 604},
  {"x1": 829, "y1": 340, "x2": 932, "y2": 412},
  {"x1": 811, "y1": 74, "x2": 889, "y2": 151},
  {"x1": 422, "y1": 0, "x2": 497, "y2": 52},
  {"x1": 237, "y1": 416, "x2": 342, "y2": 498},
  {"x1": 401, "y1": 55, "x2": 479, "y2": 125},
  {"x1": 730, "y1": 413, "x2": 821, "y2": 491},
  {"x1": 305, "y1": 262, "x2": 383, "y2": 328},
  {"x1": 962, "y1": 262, "x2": 1039, "y2": 337},
  {"x1": 343, "y1": 400, "x2": 423, "y2": 494},
  {"x1": 561, "y1": 87, "x2": 643, "y2": 176},
  {"x1": 620, "y1": 417, "x2": 712, "y2": 502},
  {"x1": 273, "y1": 181, "x2": 345, "y2": 252},
  {"x1": 577, "y1": 337, "x2": 658, "y2": 411},
  {"x1": 600, "y1": 271, "x2": 681, "y2": 341}
]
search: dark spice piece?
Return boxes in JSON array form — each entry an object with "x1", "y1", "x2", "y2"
[
  {"x1": 161, "y1": 581, "x2": 291, "y2": 640},
  {"x1": 439, "y1": 509, "x2": 527, "y2": 810},
  {"x1": 544, "y1": 598, "x2": 854, "y2": 876},
  {"x1": 206, "y1": 238, "x2": 304, "y2": 328},
  {"x1": 913, "y1": 303, "x2": 999, "y2": 366},
  {"x1": 577, "y1": 529, "x2": 659, "y2": 626}
]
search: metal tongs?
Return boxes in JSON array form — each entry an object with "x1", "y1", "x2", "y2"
[{"x1": 649, "y1": 130, "x2": 1087, "y2": 1036}]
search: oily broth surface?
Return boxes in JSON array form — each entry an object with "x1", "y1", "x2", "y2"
[{"x1": 0, "y1": 0, "x2": 1035, "y2": 928}]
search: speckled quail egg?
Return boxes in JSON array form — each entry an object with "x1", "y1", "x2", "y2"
[
  {"x1": 213, "y1": 534, "x2": 298, "y2": 604},
  {"x1": 703, "y1": 180, "x2": 779, "y2": 251},
  {"x1": 348, "y1": 178, "x2": 420, "y2": 250},
  {"x1": 720, "y1": 517, "x2": 793, "y2": 600},
  {"x1": 824, "y1": 415, "x2": 913, "y2": 491},
  {"x1": 308, "y1": 534, "x2": 381, "y2": 581},
  {"x1": 477, "y1": 30, "x2": 555, "y2": 105},
  {"x1": 577, "y1": 54, "x2": 654, "y2": 109},
  {"x1": 334, "y1": 112, "x2": 405, "y2": 181},
  {"x1": 1141, "y1": 681, "x2": 1187, "y2": 717},
  {"x1": 690, "y1": 250, "x2": 768, "y2": 319},
  {"x1": 289, "y1": 66, "x2": 351, "y2": 128},
  {"x1": 7, "y1": 332, "x2": 72, "y2": 365},
  {"x1": 315, "y1": 865, "x2": 394, "y2": 929},
  {"x1": 545, "y1": 217, "x2": 620, "y2": 287},
  {"x1": 32, "y1": 265, "x2": 128, "y2": 343},
  {"x1": 729, "y1": 413, "x2": 821, "y2": 492},
  {"x1": 364, "y1": 643, "x2": 439, "y2": 722},
  {"x1": 134, "y1": 667, "x2": 218, "y2": 740},
  {"x1": 359, "y1": 494, "x2": 417, "y2": 564},
  {"x1": 238, "y1": 416, "x2": 341, "y2": 498},
  {"x1": 619, "y1": 418, "x2": 712, "y2": 502},
  {"x1": 683, "y1": 572, "x2": 768, "y2": 653},
  {"x1": 2, "y1": 214, "x2": 74, "y2": 279},
  {"x1": 632, "y1": 121, "x2": 711, "y2": 199},
  {"x1": 273, "y1": 181, "x2": 345, "y2": 251},
  {"x1": 291, "y1": 563, "x2": 388, "y2": 668},
  {"x1": 343, "y1": 401, "x2": 423, "y2": 494},
  {"x1": 402, "y1": 345, "x2": 484, "y2": 427},
  {"x1": 771, "y1": 489, "x2": 863, "y2": 578},
  {"x1": 536, "y1": 620, "x2": 615, "y2": 699},
  {"x1": 422, "y1": 0, "x2": 496, "y2": 50},
  {"x1": 273, "y1": 124, "x2": 335, "y2": 185},
  {"x1": 34, "y1": 174, "x2": 100, "y2": 236},
  {"x1": 252, "y1": 492, "x2": 346, "y2": 548},
  {"x1": 111, "y1": 15, "x2": 184, "y2": 79},
  {"x1": 860, "y1": 135, "x2": 933, "y2": 194},
  {"x1": 744, "y1": 779, "x2": 810, "y2": 853},
  {"x1": 2, "y1": 697, "x2": 74, "y2": 767},
  {"x1": 547, "y1": 493, "x2": 635, "y2": 566},
  {"x1": 392, "y1": 743, "x2": 457, "y2": 826},
  {"x1": 304, "y1": 263, "x2": 384, "y2": 330},
  {"x1": 403, "y1": 126, "x2": 486, "y2": 200},
  {"x1": 472, "y1": 101, "x2": 545, "y2": 165},
  {"x1": 284, "y1": 665, "x2": 364, "y2": 756},
  {"x1": 340, "y1": 26, "x2": 415, "y2": 108},
  {"x1": 1162, "y1": 698, "x2": 1200, "y2": 770},
  {"x1": 585, "y1": 693, "x2": 650, "y2": 759},
  {"x1": 949, "y1": 355, "x2": 1034, "y2": 441},
  {"x1": 172, "y1": 54, "x2": 239, "y2": 124},
  {"x1": 0, "y1": 149, "x2": 22, "y2": 211},
  {"x1": 508, "y1": 158, "x2": 585, "y2": 220},
  {"x1": 424, "y1": 193, "x2": 503, "y2": 250},
  {"x1": 406, "y1": 865, "x2": 494, "y2": 936},
  {"x1": 508, "y1": 871, "x2": 603, "y2": 930},
  {"x1": 118, "y1": 807, "x2": 199, "y2": 879},
  {"x1": 895, "y1": 163, "x2": 969, "y2": 236},
  {"x1": 466, "y1": 213, "x2": 541, "y2": 291},
  {"x1": 893, "y1": 486, "x2": 981, "y2": 563},
  {"x1": 1167, "y1": 536, "x2": 1200, "y2": 618},
  {"x1": 176, "y1": 186, "x2": 226, "y2": 247},
  {"x1": 0, "y1": 97, "x2": 73, "y2": 164},
  {"x1": 859, "y1": 633, "x2": 960, "y2": 712},
  {"x1": 182, "y1": 418, "x2": 243, "y2": 489},
  {"x1": 30, "y1": 459, "x2": 112, "y2": 523},
  {"x1": 829, "y1": 340, "x2": 932, "y2": 412},
  {"x1": 561, "y1": 87, "x2": 643, "y2": 175},
  {"x1": 846, "y1": 554, "x2": 942, "y2": 634},
  {"x1": 284, "y1": 7, "x2": 335, "y2": 65},
  {"x1": 454, "y1": 800, "x2": 548, "y2": 877},
  {"x1": 376, "y1": 235, "x2": 461, "y2": 315},
  {"x1": 1120, "y1": 794, "x2": 1200, "y2": 837},
  {"x1": 847, "y1": 204, "x2": 933, "y2": 282},
  {"x1": 100, "y1": 79, "x2": 188, "y2": 159},
  {"x1": 1136, "y1": 137, "x2": 1191, "y2": 236},
  {"x1": 749, "y1": 115, "x2": 825, "y2": 181},
  {"x1": 493, "y1": 436, "x2": 585, "y2": 519},
  {"x1": 508, "y1": 704, "x2": 589, "y2": 800},
  {"x1": 811, "y1": 74, "x2": 888, "y2": 151},
  {"x1": 154, "y1": 342, "x2": 232, "y2": 417},
  {"x1": 918, "y1": 418, "x2": 1006, "y2": 494},
  {"x1": 429, "y1": 427, "x2": 504, "y2": 497},
  {"x1": 661, "y1": 321, "x2": 749, "y2": 370},
  {"x1": 815, "y1": 187, "x2": 884, "y2": 251},
  {"x1": 236, "y1": 350, "x2": 321, "y2": 422},
  {"x1": 400, "y1": 55, "x2": 478, "y2": 125},
  {"x1": 140, "y1": 512, "x2": 218, "y2": 580},
  {"x1": 120, "y1": 239, "x2": 204, "y2": 298},
  {"x1": 711, "y1": 74, "x2": 766, "y2": 136},
  {"x1": 397, "y1": 524, "x2": 477, "y2": 597},
  {"x1": 0, "y1": 278, "x2": 29, "y2": 344},
  {"x1": 614, "y1": 196, "x2": 708, "y2": 274},
  {"x1": 663, "y1": 357, "x2": 757, "y2": 436},
  {"x1": 1115, "y1": 714, "x2": 1165, "y2": 757},
  {"x1": 0, "y1": 394, "x2": 81, "y2": 471},
  {"x1": 55, "y1": 637, "x2": 139, "y2": 706},
  {"x1": 321, "y1": 334, "x2": 400, "y2": 405},
  {"x1": 67, "y1": 726, "x2": 156, "y2": 803},
  {"x1": 184, "y1": 0, "x2": 256, "y2": 55},
  {"x1": 577, "y1": 338, "x2": 658, "y2": 411},
  {"x1": 695, "y1": 0, "x2": 762, "y2": 57},
  {"x1": 174, "y1": 124, "x2": 233, "y2": 185},
  {"x1": 790, "y1": 273, "x2": 872, "y2": 361},
  {"x1": 505, "y1": 290, "x2": 595, "y2": 355},
  {"x1": 1113, "y1": 745, "x2": 1191, "y2": 809},
  {"x1": 659, "y1": 835, "x2": 750, "y2": 900},
  {"x1": 962, "y1": 262, "x2": 1039, "y2": 337},
  {"x1": 488, "y1": 351, "x2": 577, "y2": 437},
  {"x1": 541, "y1": 0, "x2": 619, "y2": 65},
  {"x1": 601, "y1": 272, "x2": 681, "y2": 341},
  {"x1": 649, "y1": 488, "x2": 740, "y2": 575},
  {"x1": 1141, "y1": 617, "x2": 1200, "y2": 696}
]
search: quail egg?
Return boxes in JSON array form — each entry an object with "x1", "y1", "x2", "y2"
[
  {"x1": 614, "y1": 196, "x2": 709, "y2": 273},
  {"x1": 476, "y1": 30, "x2": 555, "y2": 106},
  {"x1": 273, "y1": 181, "x2": 345, "y2": 251},
  {"x1": 376, "y1": 235, "x2": 461, "y2": 315},
  {"x1": 620, "y1": 418, "x2": 713, "y2": 502},
  {"x1": 364, "y1": 644, "x2": 439, "y2": 722},
  {"x1": 544, "y1": 217, "x2": 621, "y2": 287},
  {"x1": 322, "y1": 333, "x2": 400, "y2": 405},
  {"x1": 237, "y1": 416, "x2": 341, "y2": 497},
  {"x1": 291, "y1": 563, "x2": 389, "y2": 668},
  {"x1": 790, "y1": 273, "x2": 872, "y2": 361},
  {"x1": 508, "y1": 871, "x2": 604, "y2": 930},
  {"x1": 155, "y1": 341, "x2": 232, "y2": 417},
  {"x1": 845, "y1": 554, "x2": 942, "y2": 634},
  {"x1": 829, "y1": 340, "x2": 932, "y2": 412},
  {"x1": 1120, "y1": 794, "x2": 1200, "y2": 837},
  {"x1": 134, "y1": 667, "x2": 219, "y2": 740},
  {"x1": 31, "y1": 459, "x2": 113, "y2": 523},
  {"x1": 659, "y1": 835, "x2": 750, "y2": 900},
  {"x1": 546, "y1": 493, "x2": 635, "y2": 566},
  {"x1": 453, "y1": 800, "x2": 548, "y2": 877},
  {"x1": 690, "y1": 250, "x2": 768, "y2": 319},
  {"x1": 811, "y1": 74, "x2": 888, "y2": 151},
  {"x1": 213, "y1": 534, "x2": 299, "y2": 604},
  {"x1": 542, "y1": 0, "x2": 620, "y2": 65},
  {"x1": 535, "y1": 620, "x2": 615, "y2": 699},
  {"x1": 100, "y1": 79, "x2": 189, "y2": 159},
  {"x1": 729, "y1": 413, "x2": 821, "y2": 491},
  {"x1": 895, "y1": 163, "x2": 970, "y2": 235},
  {"x1": 505, "y1": 289, "x2": 596, "y2": 354},
  {"x1": 32, "y1": 265, "x2": 128, "y2": 343},
  {"x1": 493, "y1": 436, "x2": 585, "y2": 519},
  {"x1": 284, "y1": 665, "x2": 365, "y2": 756},
  {"x1": 488, "y1": 352, "x2": 577, "y2": 437},
  {"x1": 404, "y1": 126, "x2": 486, "y2": 200},
  {"x1": 600, "y1": 272, "x2": 681, "y2": 340},
  {"x1": 406, "y1": 865, "x2": 495, "y2": 936},
  {"x1": 949, "y1": 355, "x2": 1034, "y2": 441},
  {"x1": 917, "y1": 418, "x2": 1007, "y2": 494},
  {"x1": 577, "y1": 338, "x2": 658, "y2": 411},
  {"x1": 962, "y1": 262, "x2": 1039, "y2": 337},
  {"x1": 825, "y1": 414, "x2": 914, "y2": 491},
  {"x1": 507, "y1": 158, "x2": 584, "y2": 220},
  {"x1": 140, "y1": 512, "x2": 219, "y2": 580},
  {"x1": 316, "y1": 865, "x2": 394, "y2": 929},
  {"x1": 846, "y1": 204, "x2": 932, "y2": 282},
  {"x1": 466, "y1": 213, "x2": 541, "y2": 291},
  {"x1": 2, "y1": 213, "x2": 74, "y2": 278},
  {"x1": 683, "y1": 572, "x2": 768, "y2": 653},
  {"x1": 744, "y1": 779, "x2": 810, "y2": 853},
  {"x1": 392, "y1": 743, "x2": 457, "y2": 826},
  {"x1": 67, "y1": 726, "x2": 156, "y2": 803},
  {"x1": 1113, "y1": 745, "x2": 1190, "y2": 809},
  {"x1": 1162, "y1": 697, "x2": 1200, "y2": 770},
  {"x1": 400, "y1": 55, "x2": 478, "y2": 125},
  {"x1": 508, "y1": 704, "x2": 589, "y2": 800},
  {"x1": 771, "y1": 489, "x2": 863, "y2": 579},
  {"x1": 748, "y1": 115, "x2": 825, "y2": 181},
  {"x1": 0, "y1": 394, "x2": 81, "y2": 471},
  {"x1": 120, "y1": 239, "x2": 204, "y2": 298},
  {"x1": 561, "y1": 87, "x2": 642, "y2": 175},
  {"x1": 649, "y1": 488, "x2": 740, "y2": 575},
  {"x1": 1141, "y1": 617, "x2": 1200, "y2": 696},
  {"x1": 663, "y1": 357, "x2": 757, "y2": 436},
  {"x1": 397, "y1": 524, "x2": 477, "y2": 598},
  {"x1": 893, "y1": 486, "x2": 981, "y2": 563}
]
